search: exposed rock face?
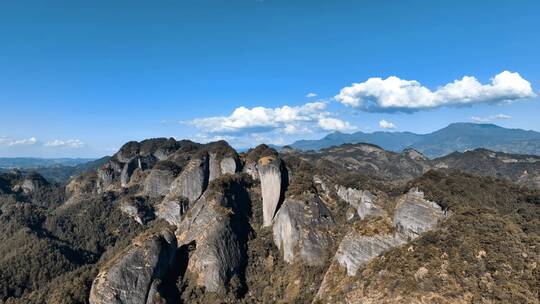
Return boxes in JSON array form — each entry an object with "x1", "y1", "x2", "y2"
[
  {"x1": 220, "y1": 157, "x2": 237, "y2": 175},
  {"x1": 273, "y1": 196, "x2": 334, "y2": 265},
  {"x1": 176, "y1": 191, "x2": 243, "y2": 293},
  {"x1": 156, "y1": 198, "x2": 187, "y2": 226},
  {"x1": 257, "y1": 156, "x2": 284, "y2": 227},
  {"x1": 169, "y1": 154, "x2": 209, "y2": 203},
  {"x1": 120, "y1": 158, "x2": 139, "y2": 188},
  {"x1": 89, "y1": 230, "x2": 177, "y2": 304},
  {"x1": 19, "y1": 173, "x2": 48, "y2": 194},
  {"x1": 208, "y1": 153, "x2": 222, "y2": 182},
  {"x1": 97, "y1": 161, "x2": 121, "y2": 193},
  {"x1": 336, "y1": 233, "x2": 404, "y2": 276},
  {"x1": 242, "y1": 161, "x2": 259, "y2": 180},
  {"x1": 143, "y1": 168, "x2": 176, "y2": 198},
  {"x1": 394, "y1": 188, "x2": 446, "y2": 239},
  {"x1": 337, "y1": 186, "x2": 384, "y2": 219}
]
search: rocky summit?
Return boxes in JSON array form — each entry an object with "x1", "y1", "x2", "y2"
[{"x1": 0, "y1": 138, "x2": 539, "y2": 304}]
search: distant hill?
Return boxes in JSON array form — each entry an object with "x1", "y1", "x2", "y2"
[
  {"x1": 0, "y1": 156, "x2": 110, "y2": 183},
  {"x1": 0, "y1": 157, "x2": 95, "y2": 169},
  {"x1": 288, "y1": 123, "x2": 540, "y2": 158}
]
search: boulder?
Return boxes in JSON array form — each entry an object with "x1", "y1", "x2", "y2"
[
  {"x1": 273, "y1": 196, "x2": 334, "y2": 265},
  {"x1": 89, "y1": 229, "x2": 177, "y2": 304},
  {"x1": 257, "y1": 156, "x2": 284, "y2": 227},
  {"x1": 393, "y1": 188, "x2": 446, "y2": 239},
  {"x1": 176, "y1": 191, "x2": 243, "y2": 293}
]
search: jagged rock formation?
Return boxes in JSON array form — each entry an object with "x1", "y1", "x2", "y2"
[
  {"x1": 393, "y1": 188, "x2": 447, "y2": 238},
  {"x1": 175, "y1": 189, "x2": 244, "y2": 293},
  {"x1": 168, "y1": 153, "x2": 209, "y2": 203},
  {"x1": 258, "y1": 156, "x2": 284, "y2": 227},
  {"x1": 17, "y1": 172, "x2": 49, "y2": 194},
  {"x1": 89, "y1": 229, "x2": 177, "y2": 304},
  {"x1": 336, "y1": 186, "x2": 384, "y2": 219},
  {"x1": 273, "y1": 196, "x2": 335, "y2": 265},
  {"x1": 314, "y1": 190, "x2": 447, "y2": 303},
  {"x1": 2, "y1": 138, "x2": 539, "y2": 304}
]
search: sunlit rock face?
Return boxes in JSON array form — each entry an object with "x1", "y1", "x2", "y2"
[
  {"x1": 18, "y1": 173, "x2": 49, "y2": 194},
  {"x1": 257, "y1": 156, "x2": 284, "y2": 227},
  {"x1": 175, "y1": 191, "x2": 244, "y2": 293},
  {"x1": 273, "y1": 196, "x2": 334, "y2": 265},
  {"x1": 169, "y1": 153, "x2": 209, "y2": 203},
  {"x1": 393, "y1": 187, "x2": 446, "y2": 239},
  {"x1": 336, "y1": 186, "x2": 384, "y2": 219},
  {"x1": 142, "y1": 166, "x2": 177, "y2": 198},
  {"x1": 89, "y1": 230, "x2": 177, "y2": 304},
  {"x1": 96, "y1": 160, "x2": 122, "y2": 193},
  {"x1": 336, "y1": 232, "x2": 405, "y2": 276}
]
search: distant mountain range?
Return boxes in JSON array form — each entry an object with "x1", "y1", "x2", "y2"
[{"x1": 289, "y1": 123, "x2": 540, "y2": 158}]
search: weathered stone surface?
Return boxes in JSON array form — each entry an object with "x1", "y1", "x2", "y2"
[
  {"x1": 257, "y1": 156, "x2": 284, "y2": 227},
  {"x1": 143, "y1": 168, "x2": 176, "y2": 198},
  {"x1": 89, "y1": 230, "x2": 177, "y2": 304},
  {"x1": 176, "y1": 191, "x2": 243, "y2": 293},
  {"x1": 120, "y1": 158, "x2": 139, "y2": 188},
  {"x1": 115, "y1": 141, "x2": 140, "y2": 163},
  {"x1": 156, "y1": 196, "x2": 188, "y2": 226},
  {"x1": 337, "y1": 186, "x2": 384, "y2": 219},
  {"x1": 97, "y1": 161, "x2": 122, "y2": 193},
  {"x1": 19, "y1": 173, "x2": 48, "y2": 194},
  {"x1": 169, "y1": 154, "x2": 209, "y2": 203},
  {"x1": 208, "y1": 152, "x2": 222, "y2": 182},
  {"x1": 242, "y1": 161, "x2": 259, "y2": 180},
  {"x1": 394, "y1": 188, "x2": 446, "y2": 239},
  {"x1": 220, "y1": 157, "x2": 237, "y2": 175},
  {"x1": 336, "y1": 232, "x2": 404, "y2": 276},
  {"x1": 273, "y1": 196, "x2": 334, "y2": 265}
]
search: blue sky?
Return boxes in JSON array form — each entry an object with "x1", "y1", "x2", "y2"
[{"x1": 0, "y1": 0, "x2": 539, "y2": 157}]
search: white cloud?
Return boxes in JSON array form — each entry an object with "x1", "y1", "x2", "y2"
[
  {"x1": 335, "y1": 71, "x2": 536, "y2": 112},
  {"x1": 306, "y1": 92, "x2": 317, "y2": 98},
  {"x1": 379, "y1": 119, "x2": 396, "y2": 129},
  {"x1": 45, "y1": 139, "x2": 85, "y2": 148},
  {"x1": 187, "y1": 101, "x2": 354, "y2": 135},
  {"x1": 470, "y1": 113, "x2": 512, "y2": 123},
  {"x1": 0, "y1": 136, "x2": 38, "y2": 146},
  {"x1": 318, "y1": 117, "x2": 354, "y2": 131}
]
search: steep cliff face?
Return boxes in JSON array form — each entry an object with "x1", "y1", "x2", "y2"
[
  {"x1": 175, "y1": 188, "x2": 245, "y2": 293},
  {"x1": 258, "y1": 156, "x2": 284, "y2": 227},
  {"x1": 336, "y1": 186, "x2": 384, "y2": 220},
  {"x1": 89, "y1": 229, "x2": 177, "y2": 304},
  {"x1": 272, "y1": 196, "x2": 334, "y2": 265}
]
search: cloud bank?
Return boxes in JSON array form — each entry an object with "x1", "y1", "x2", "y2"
[
  {"x1": 188, "y1": 102, "x2": 355, "y2": 136},
  {"x1": 0, "y1": 137, "x2": 38, "y2": 146},
  {"x1": 45, "y1": 139, "x2": 85, "y2": 148},
  {"x1": 335, "y1": 71, "x2": 535, "y2": 112}
]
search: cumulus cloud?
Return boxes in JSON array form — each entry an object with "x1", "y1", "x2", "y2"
[
  {"x1": 0, "y1": 136, "x2": 38, "y2": 146},
  {"x1": 379, "y1": 119, "x2": 396, "y2": 129},
  {"x1": 187, "y1": 102, "x2": 355, "y2": 135},
  {"x1": 45, "y1": 139, "x2": 85, "y2": 148},
  {"x1": 470, "y1": 113, "x2": 512, "y2": 123},
  {"x1": 306, "y1": 92, "x2": 317, "y2": 98},
  {"x1": 335, "y1": 71, "x2": 536, "y2": 112}
]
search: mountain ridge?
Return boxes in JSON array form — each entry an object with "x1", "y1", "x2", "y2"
[{"x1": 288, "y1": 122, "x2": 540, "y2": 158}]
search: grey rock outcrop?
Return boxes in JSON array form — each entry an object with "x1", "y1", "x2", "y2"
[
  {"x1": 220, "y1": 157, "x2": 237, "y2": 175},
  {"x1": 176, "y1": 191, "x2": 243, "y2": 293},
  {"x1": 97, "y1": 161, "x2": 122, "y2": 193},
  {"x1": 120, "y1": 158, "x2": 139, "y2": 188},
  {"x1": 168, "y1": 154, "x2": 209, "y2": 203},
  {"x1": 143, "y1": 168, "x2": 176, "y2": 198},
  {"x1": 156, "y1": 197, "x2": 187, "y2": 226},
  {"x1": 89, "y1": 229, "x2": 177, "y2": 304},
  {"x1": 336, "y1": 232, "x2": 405, "y2": 276},
  {"x1": 336, "y1": 186, "x2": 384, "y2": 219},
  {"x1": 273, "y1": 196, "x2": 334, "y2": 265},
  {"x1": 19, "y1": 173, "x2": 48, "y2": 194},
  {"x1": 393, "y1": 188, "x2": 446, "y2": 239},
  {"x1": 257, "y1": 156, "x2": 284, "y2": 227}
]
